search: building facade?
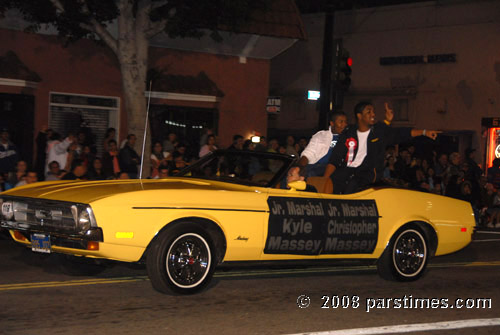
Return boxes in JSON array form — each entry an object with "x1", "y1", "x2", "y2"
[
  {"x1": 0, "y1": 0, "x2": 305, "y2": 167},
  {"x1": 270, "y1": 0, "x2": 500, "y2": 167}
]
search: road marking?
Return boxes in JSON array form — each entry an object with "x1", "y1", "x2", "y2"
[
  {"x1": 287, "y1": 318, "x2": 500, "y2": 335},
  {"x1": 0, "y1": 276, "x2": 149, "y2": 291},
  {"x1": 1, "y1": 261, "x2": 500, "y2": 291}
]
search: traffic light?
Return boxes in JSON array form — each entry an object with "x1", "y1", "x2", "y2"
[{"x1": 334, "y1": 40, "x2": 352, "y2": 91}]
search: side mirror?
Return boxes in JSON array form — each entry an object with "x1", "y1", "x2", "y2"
[{"x1": 287, "y1": 180, "x2": 307, "y2": 191}]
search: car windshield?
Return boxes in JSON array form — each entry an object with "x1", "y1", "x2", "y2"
[{"x1": 174, "y1": 150, "x2": 295, "y2": 187}]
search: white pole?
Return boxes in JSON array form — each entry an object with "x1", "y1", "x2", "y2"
[{"x1": 139, "y1": 81, "x2": 152, "y2": 180}]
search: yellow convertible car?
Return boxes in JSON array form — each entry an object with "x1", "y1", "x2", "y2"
[{"x1": 0, "y1": 150, "x2": 475, "y2": 294}]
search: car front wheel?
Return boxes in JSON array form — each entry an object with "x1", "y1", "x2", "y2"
[
  {"x1": 147, "y1": 224, "x2": 216, "y2": 294},
  {"x1": 377, "y1": 227, "x2": 428, "y2": 281}
]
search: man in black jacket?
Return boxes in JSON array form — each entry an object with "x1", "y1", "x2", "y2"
[
  {"x1": 119, "y1": 134, "x2": 141, "y2": 179},
  {"x1": 324, "y1": 101, "x2": 440, "y2": 194}
]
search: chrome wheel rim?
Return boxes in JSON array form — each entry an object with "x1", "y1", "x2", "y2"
[
  {"x1": 166, "y1": 233, "x2": 211, "y2": 288},
  {"x1": 393, "y1": 229, "x2": 426, "y2": 277}
]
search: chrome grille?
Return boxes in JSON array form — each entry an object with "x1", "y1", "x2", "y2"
[{"x1": 1, "y1": 197, "x2": 78, "y2": 234}]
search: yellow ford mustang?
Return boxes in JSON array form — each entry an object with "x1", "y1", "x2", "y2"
[{"x1": 0, "y1": 150, "x2": 475, "y2": 294}]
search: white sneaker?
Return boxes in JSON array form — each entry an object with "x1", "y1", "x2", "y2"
[
  {"x1": 487, "y1": 222, "x2": 494, "y2": 228},
  {"x1": 496, "y1": 223, "x2": 500, "y2": 228}
]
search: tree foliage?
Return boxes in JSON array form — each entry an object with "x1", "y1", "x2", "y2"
[
  {"x1": 0, "y1": 0, "x2": 267, "y2": 43},
  {"x1": 0, "y1": 0, "x2": 269, "y2": 177}
]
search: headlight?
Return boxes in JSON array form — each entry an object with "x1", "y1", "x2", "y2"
[
  {"x1": 71, "y1": 205, "x2": 96, "y2": 234},
  {"x1": 2, "y1": 201, "x2": 13, "y2": 220},
  {"x1": 13, "y1": 202, "x2": 28, "y2": 221},
  {"x1": 1, "y1": 201, "x2": 28, "y2": 221}
]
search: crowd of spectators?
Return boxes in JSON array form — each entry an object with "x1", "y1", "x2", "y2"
[{"x1": 0, "y1": 125, "x2": 498, "y2": 228}]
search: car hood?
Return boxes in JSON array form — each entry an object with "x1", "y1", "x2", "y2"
[{"x1": 0, "y1": 178, "x2": 251, "y2": 204}]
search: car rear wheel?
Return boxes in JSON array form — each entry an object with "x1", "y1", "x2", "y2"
[
  {"x1": 147, "y1": 224, "x2": 216, "y2": 294},
  {"x1": 377, "y1": 227, "x2": 428, "y2": 281}
]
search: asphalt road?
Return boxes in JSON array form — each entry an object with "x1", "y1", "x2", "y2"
[{"x1": 1, "y1": 228, "x2": 500, "y2": 335}]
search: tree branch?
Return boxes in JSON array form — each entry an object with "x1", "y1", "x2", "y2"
[
  {"x1": 135, "y1": 0, "x2": 166, "y2": 40},
  {"x1": 77, "y1": 0, "x2": 118, "y2": 54},
  {"x1": 48, "y1": 0, "x2": 118, "y2": 54},
  {"x1": 49, "y1": 0, "x2": 64, "y2": 12},
  {"x1": 145, "y1": 18, "x2": 168, "y2": 39}
]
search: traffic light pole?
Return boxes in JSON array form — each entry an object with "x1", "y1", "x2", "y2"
[{"x1": 318, "y1": 9, "x2": 335, "y2": 131}]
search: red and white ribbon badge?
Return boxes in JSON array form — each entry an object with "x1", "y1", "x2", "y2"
[{"x1": 345, "y1": 137, "x2": 357, "y2": 166}]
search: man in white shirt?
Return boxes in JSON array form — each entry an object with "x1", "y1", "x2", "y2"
[
  {"x1": 45, "y1": 133, "x2": 76, "y2": 177},
  {"x1": 298, "y1": 111, "x2": 347, "y2": 177},
  {"x1": 325, "y1": 101, "x2": 440, "y2": 194}
]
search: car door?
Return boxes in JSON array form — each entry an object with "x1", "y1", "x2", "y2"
[{"x1": 260, "y1": 186, "x2": 379, "y2": 260}]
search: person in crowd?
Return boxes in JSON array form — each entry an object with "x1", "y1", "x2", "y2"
[
  {"x1": 446, "y1": 152, "x2": 462, "y2": 179},
  {"x1": 87, "y1": 157, "x2": 106, "y2": 180},
  {"x1": 45, "y1": 161, "x2": 65, "y2": 181},
  {"x1": 173, "y1": 142, "x2": 190, "y2": 162},
  {"x1": 267, "y1": 138, "x2": 280, "y2": 153},
  {"x1": 432, "y1": 176, "x2": 444, "y2": 195},
  {"x1": 382, "y1": 154, "x2": 399, "y2": 186},
  {"x1": 255, "y1": 136, "x2": 268, "y2": 152},
  {"x1": 228, "y1": 134, "x2": 244, "y2": 151},
  {"x1": 65, "y1": 141, "x2": 80, "y2": 172},
  {"x1": 168, "y1": 151, "x2": 188, "y2": 175},
  {"x1": 117, "y1": 171, "x2": 130, "y2": 179},
  {"x1": 427, "y1": 167, "x2": 436, "y2": 191},
  {"x1": 61, "y1": 159, "x2": 88, "y2": 180},
  {"x1": 481, "y1": 182, "x2": 499, "y2": 227},
  {"x1": 103, "y1": 128, "x2": 116, "y2": 153},
  {"x1": 79, "y1": 145, "x2": 95, "y2": 168},
  {"x1": 158, "y1": 167, "x2": 169, "y2": 179},
  {"x1": 119, "y1": 134, "x2": 140, "y2": 179},
  {"x1": 286, "y1": 164, "x2": 317, "y2": 193},
  {"x1": 445, "y1": 174, "x2": 462, "y2": 199},
  {"x1": 163, "y1": 132, "x2": 178, "y2": 153},
  {"x1": 0, "y1": 128, "x2": 19, "y2": 174},
  {"x1": 324, "y1": 101, "x2": 440, "y2": 194},
  {"x1": 14, "y1": 171, "x2": 38, "y2": 188},
  {"x1": 285, "y1": 135, "x2": 299, "y2": 156},
  {"x1": 278, "y1": 145, "x2": 287, "y2": 155},
  {"x1": 487, "y1": 158, "x2": 500, "y2": 190},
  {"x1": 434, "y1": 153, "x2": 449, "y2": 179},
  {"x1": 35, "y1": 126, "x2": 53, "y2": 180},
  {"x1": 243, "y1": 139, "x2": 256, "y2": 151},
  {"x1": 199, "y1": 134, "x2": 217, "y2": 158},
  {"x1": 150, "y1": 141, "x2": 170, "y2": 178},
  {"x1": 199, "y1": 128, "x2": 214, "y2": 148},
  {"x1": 266, "y1": 138, "x2": 282, "y2": 173},
  {"x1": 464, "y1": 147, "x2": 482, "y2": 181},
  {"x1": 45, "y1": 132, "x2": 75, "y2": 176},
  {"x1": 298, "y1": 137, "x2": 308, "y2": 154},
  {"x1": 75, "y1": 131, "x2": 87, "y2": 154},
  {"x1": 7, "y1": 160, "x2": 28, "y2": 188},
  {"x1": 102, "y1": 139, "x2": 121, "y2": 178},
  {"x1": 299, "y1": 111, "x2": 348, "y2": 177},
  {"x1": 487, "y1": 188, "x2": 500, "y2": 228}
]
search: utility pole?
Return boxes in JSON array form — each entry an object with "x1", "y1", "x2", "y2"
[{"x1": 318, "y1": 6, "x2": 335, "y2": 131}]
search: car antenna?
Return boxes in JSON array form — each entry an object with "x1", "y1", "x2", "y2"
[{"x1": 139, "y1": 80, "x2": 152, "y2": 182}]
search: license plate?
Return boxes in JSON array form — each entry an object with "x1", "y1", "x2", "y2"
[{"x1": 31, "y1": 234, "x2": 51, "y2": 253}]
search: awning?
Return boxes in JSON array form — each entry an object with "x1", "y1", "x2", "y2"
[
  {"x1": 146, "y1": 71, "x2": 224, "y2": 103},
  {"x1": 0, "y1": 51, "x2": 41, "y2": 87}
]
